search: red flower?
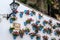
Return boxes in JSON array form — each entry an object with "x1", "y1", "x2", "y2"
[
  {"x1": 15, "y1": 10, "x2": 18, "y2": 13},
  {"x1": 13, "y1": 31, "x2": 19, "y2": 35}
]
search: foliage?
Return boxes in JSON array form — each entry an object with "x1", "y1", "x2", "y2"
[{"x1": 20, "y1": 0, "x2": 27, "y2": 4}]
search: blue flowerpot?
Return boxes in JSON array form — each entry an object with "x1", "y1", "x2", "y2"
[
  {"x1": 43, "y1": 30, "x2": 46, "y2": 33},
  {"x1": 30, "y1": 13, "x2": 33, "y2": 16},
  {"x1": 35, "y1": 30, "x2": 38, "y2": 34},
  {"x1": 10, "y1": 19, "x2": 13, "y2": 23},
  {"x1": 24, "y1": 22, "x2": 27, "y2": 26},
  {"x1": 19, "y1": 13, "x2": 23, "y2": 18},
  {"x1": 36, "y1": 21, "x2": 40, "y2": 25},
  {"x1": 32, "y1": 27, "x2": 36, "y2": 30},
  {"x1": 9, "y1": 30, "x2": 13, "y2": 33},
  {"x1": 43, "y1": 22, "x2": 46, "y2": 26},
  {"x1": 20, "y1": 34, "x2": 23, "y2": 38},
  {"x1": 13, "y1": 36, "x2": 17, "y2": 40},
  {"x1": 54, "y1": 32, "x2": 57, "y2": 35},
  {"x1": 30, "y1": 35, "x2": 34, "y2": 39},
  {"x1": 39, "y1": 27, "x2": 43, "y2": 31},
  {"x1": 38, "y1": 16, "x2": 42, "y2": 19},
  {"x1": 47, "y1": 31, "x2": 51, "y2": 34},
  {"x1": 24, "y1": 10, "x2": 27, "y2": 14},
  {"x1": 37, "y1": 37, "x2": 41, "y2": 40},
  {"x1": 25, "y1": 31, "x2": 29, "y2": 35},
  {"x1": 39, "y1": 28, "x2": 42, "y2": 31}
]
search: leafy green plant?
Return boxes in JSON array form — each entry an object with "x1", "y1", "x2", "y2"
[
  {"x1": 9, "y1": 27, "x2": 14, "y2": 33},
  {"x1": 20, "y1": 0, "x2": 27, "y2": 4}
]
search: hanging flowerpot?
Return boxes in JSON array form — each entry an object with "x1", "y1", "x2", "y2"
[
  {"x1": 19, "y1": 30, "x2": 24, "y2": 38},
  {"x1": 9, "y1": 27, "x2": 14, "y2": 33},
  {"x1": 24, "y1": 18, "x2": 33, "y2": 26},
  {"x1": 24, "y1": 10, "x2": 27, "y2": 14},
  {"x1": 24, "y1": 28, "x2": 30, "y2": 34},
  {"x1": 24, "y1": 10, "x2": 29, "y2": 15},
  {"x1": 26, "y1": 18, "x2": 33, "y2": 24},
  {"x1": 30, "y1": 12, "x2": 34, "y2": 16},
  {"x1": 52, "y1": 25, "x2": 57, "y2": 29},
  {"x1": 35, "y1": 29, "x2": 38, "y2": 34},
  {"x1": 38, "y1": 14, "x2": 42, "y2": 19},
  {"x1": 29, "y1": 33, "x2": 35, "y2": 39},
  {"x1": 43, "y1": 28, "x2": 47, "y2": 33},
  {"x1": 57, "y1": 23, "x2": 60, "y2": 27},
  {"x1": 54, "y1": 32, "x2": 57, "y2": 36},
  {"x1": 30, "y1": 11, "x2": 35, "y2": 16},
  {"x1": 36, "y1": 21, "x2": 40, "y2": 25},
  {"x1": 13, "y1": 35, "x2": 17, "y2": 40},
  {"x1": 24, "y1": 22, "x2": 27, "y2": 26},
  {"x1": 43, "y1": 20, "x2": 48, "y2": 26},
  {"x1": 32, "y1": 26, "x2": 36, "y2": 30},
  {"x1": 29, "y1": 33, "x2": 36, "y2": 39},
  {"x1": 10, "y1": 17, "x2": 16, "y2": 23},
  {"x1": 43, "y1": 36, "x2": 48, "y2": 40},
  {"x1": 12, "y1": 31, "x2": 19, "y2": 40},
  {"x1": 38, "y1": 24, "x2": 44, "y2": 31},
  {"x1": 47, "y1": 28, "x2": 52, "y2": 34},
  {"x1": 54, "y1": 29, "x2": 60, "y2": 36},
  {"x1": 32, "y1": 23, "x2": 38, "y2": 30},
  {"x1": 26, "y1": 20, "x2": 31, "y2": 24},
  {"x1": 19, "y1": 12, "x2": 23, "y2": 18},
  {"x1": 43, "y1": 28, "x2": 52, "y2": 34},
  {"x1": 30, "y1": 35, "x2": 34, "y2": 39}
]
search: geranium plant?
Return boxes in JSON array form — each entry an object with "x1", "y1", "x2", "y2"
[
  {"x1": 12, "y1": 30, "x2": 19, "y2": 39},
  {"x1": 19, "y1": 30, "x2": 24, "y2": 38},
  {"x1": 9, "y1": 27, "x2": 14, "y2": 33},
  {"x1": 10, "y1": 16, "x2": 16, "y2": 23},
  {"x1": 24, "y1": 27, "x2": 30, "y2": 34}
]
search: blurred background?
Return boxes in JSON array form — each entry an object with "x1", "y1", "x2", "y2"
[{"x1": 17, "y1": 0, "x2": 60, "y2": 21}]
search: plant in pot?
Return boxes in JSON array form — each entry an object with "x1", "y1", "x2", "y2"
[
  {"x1": 10, "y1": 16, "x2": 16, "y2": 23},
  {"x1": 24, "y1": 18, "x2": 33, "y2": 26},
  {"x1": 38, "y1": 24, "x2": 44, "y2": 31},
  {"x1": 35, "y1": 29, "x2": 38, "y2": 34},
  {"x1": 43, "y1": 20, "x2": 48, "y2": 26},
  {"x1": 29, "y1": 33, "x2": 36, "y2": 39},
  {"x1": 43, "y1": 28, "x2": 48, "y2": 33},
  {"x1": 54, "y1": 29, "x2": 60, "y2": 36},
  {"x1": 52, "y1": 25, "x2": 58, "y2": 29},
  {"x1": 12, "y1": 30, "x2": 19, "y2": 40},
  {"x1": 24, "y1": 27, "x2": 30, "y2": 34},
  {"x1": 30, "y1": 10, "x2": 36, "y2": 16},
  {"x1": 36, "y1": 20, "x2": 40, "y2": 25},
  {"x1": 9, "y1": 27, "x2": 14, "y2": 33},
  {"x1": 24, "y1": 10, "x2": 29, "y2": 15},
  {"x1": 26, "y1": 18, "x2": 33, "y2": 24},
  {"x1": 38, "y1": 14, "x2": 43, "y2": 19},
  {"x1": 19, "y1": 12, "x2": 23, "y2": 18},
  {"x1": 47, "y1": 28, "x2": 52, "y2": 34},
  {"x1": 43, "y1": 36, "x2": 48, "y2": 40},
  {"x1": 19, "y1": 29, "x2": 24, "y2": 38},
  {"x1": 32, "y1": 23, "x2": 38, "y2": 30},
  {"x1": 48, "y1": 20, "x2": 52, "y2": 26},
  {"x1": 57, "y1": 23, "x2": 60, "y2": 27}
]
